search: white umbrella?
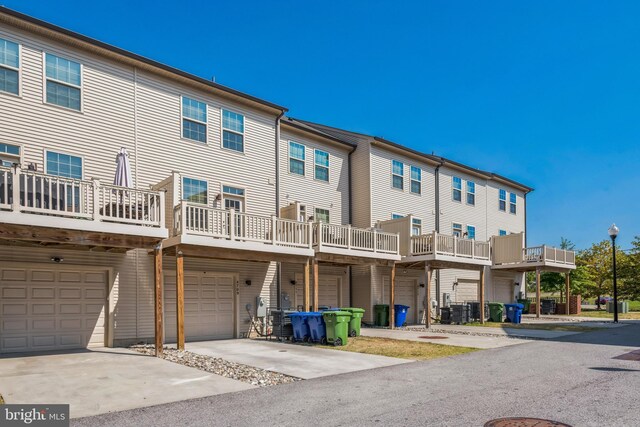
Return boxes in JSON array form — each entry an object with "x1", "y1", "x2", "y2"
[{"x1": 113, "y1": 147, "x2": 132, "y2": 188}]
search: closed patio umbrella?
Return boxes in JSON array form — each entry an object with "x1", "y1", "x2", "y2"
[{"x1": 113, "y1": 147, "x2": 132, "y2": 188}]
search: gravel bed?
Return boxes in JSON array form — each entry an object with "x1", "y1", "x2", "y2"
[
  {"x1": 129, "y1": 345, "x2": 301, "y2": 387},
  {"x1": 407, "y1": 327, "x2": 541, "y2": 340}
]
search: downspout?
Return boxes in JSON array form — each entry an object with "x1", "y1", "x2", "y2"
[
  {"x1": 347, "y1": 147, "x2": 356, "y2": 306},
  {"x1": 275, "y1": 111, "x2": 285, "y2": 312},
  {"x1": 434, "y1": 162, "x2": 442, "y2": 310}
]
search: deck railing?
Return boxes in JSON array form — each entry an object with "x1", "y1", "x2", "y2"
[
  {"x1": 312, "y1": 222, "x2": 399, "y2": 255},
  {"x1": 410, "y1": 231, "x2": 490, "y2": 260},
  {"x1": 0, "y1": 165, "x2": 165, "y2": 228},
  {"x1": 174, "y1": 201, "x2": 312, "y2": 248},
  {"x1": 524, "y1": 245, "x2": 576, "y2": 265}
]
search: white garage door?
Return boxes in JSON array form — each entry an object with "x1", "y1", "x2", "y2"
[
  {"x1": 0, "y1": 266, "x2": 107, "y2": 353},
  {"x1": 164, "y1": 272, "x2": 236, "y2": 341},
  {"x1": 494, "y1": 278, "x2": 514, "y2": 303},
  {"x1": 384, "y1": 277, "x2": 417, "y2": 324},
  {"x1": 318, "y1": 276, "x2": 340, "y2": 308},
  {"x1": 456, "y1": 279, "x2": 479, "y2": 303}
]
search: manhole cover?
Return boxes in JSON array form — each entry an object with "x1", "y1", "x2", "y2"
[
  {"x1": 485, "y1": 418, "x2": 572, "y2": 427},
  {"x1": 418, "y1": 335, "x2": 448, "y2": 339}
]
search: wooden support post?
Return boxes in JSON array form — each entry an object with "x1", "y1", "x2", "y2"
[
  {"x1": 304, "y1": 259, "x2": 311, "y2": 311},
  {"x1": 154, "y1": 246, "x2": 163, "y2": 356},
  {"x1": 176, "y1": 249, "x2": 185, "y2": 350},
  {"x1": 565, "y1": 272, "x2": 571, "y2": 315},
  {"x1": 536, "y1": 267, "x2": 541, "y2": 318},
  {"x1": 390, "y1": 263, "x2": 396, "y2": 329},
  {"x1": 479, "y1": 267, "x2": 486, "y2": 324},
  {"x1": 313, "y1": 259, "x2": 319, "y2": 311},
  {"x1": 425, "y1": 265, "x2": 432, "y2": 328}
]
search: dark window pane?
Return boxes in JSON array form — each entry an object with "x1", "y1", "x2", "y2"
[
  {"x1": 315, "y1": 165, "x2": 328, "y2": 181},
  {"x1": 183, "y1": 119, "x2": 207, "y2": 142},
  {"x1": 392, "y1": 175, "x2": 403, "y2": 189},
  {"x1": 411, "y1": 181, "x2": 421, "y2": 194},
  {"x1": 0, "y1": 68, "x2": 18, "y2": 95},
  {"x1": 223, "y1": 130, "x2": 244, "y2": 152}
]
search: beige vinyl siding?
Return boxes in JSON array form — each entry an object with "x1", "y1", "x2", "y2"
[
  {"x1": 349, "y1": 141, "x2": 371, "y2": 228},
  {"x1": 438, "y1": 166, "x2": 488, "y2": 241},
  {"x1": 280, "y1": 263, "x2": 350, "y2": 308},
  {"x1": 486, "y1": 181, "x2": 526, "y2": 238},
  {"x1": 279, "y1": 128, "x2": 350, "y2": 224},
  {"x1": 369, "y1": 144, "x2": 436, "y2": 230},
  {"x1": 351, "y1": 265, "x2": 373, "y2": 322}
]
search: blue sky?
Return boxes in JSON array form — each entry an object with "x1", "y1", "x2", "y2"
[{"x1": 6, "y1": 0, "x2": 639, "y2": 249}]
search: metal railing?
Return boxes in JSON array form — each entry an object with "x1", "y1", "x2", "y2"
[
  {"x1": 0, "y1": 165, "x2": 165, "y2": 228},
  {"x1": 312, "y1": 222, "x2": 399, "y2": 255},
  {"x1": 174, "y1": 201, "x2": 312, "y2": 248},
  {"x1": 410, "y1": 231, "x2": 490, "y2": 260}
]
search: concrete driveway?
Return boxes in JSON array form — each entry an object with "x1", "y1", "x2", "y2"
[
  {"x1": 0, "y1": 347, "x2": 253, "y2": 418},
  {"x1": 185, "y1": 339, "x2": 411, "y2": 379}
]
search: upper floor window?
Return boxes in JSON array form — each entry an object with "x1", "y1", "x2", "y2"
[
  {"x1": 410, "y1": 166, "x2": 421, "y2": 194},
  {"x1": 452, "y1": 176, "x2": 462, "y2": 202},
  {"x1": 0, "y1": 38, "x2": 19, "y2": 95},
  {"x1": 315, "y1": 207, "x2": 330, "y2": 224},
  {"x1": 452, "y1": 222, "x2": 463, "y2": 237},
  {"x1": 466, "y1": 225, "x2": 476, "y2": 240},
  {"x1": 499, "y1": 229, "x2": 507, "y2": 236},
  {"x1": 46, "y1": 151, "x2": 82, "y2": 179},
  {"x1": 412, "y1": 217, "x2": 422, "y2": 236},
  {"x1": 392, "y1": 213, "x2": 404, "y2": 220},
  {"x1": 314, "y1": 149, "x2": 329, "y2": 182},
  {"x1": 182, "y1": 97, "x2": 207, "y2": 142},
  {"x1": 223, "y1": 185, "x2": 245, "y2": 211},
  {"x1": 289, "y1": 141, "x2": 305, "y2": 175},
  {"x1": 392, "y1": 160, "x2": 404, "y2": 190},
  {"x1": 0, "y1": 143, "x2": 20, "y2": 167},
  {"x1": 45, "y1": 53, "x2": 81, "y2": 111},
  {"x1": 466, "y1": 181, "x2": 475, "y2": 205},
  {"x1": 499, "y1": 189, "x2": 506, "y2": 211},
  {"x1": 222, "y1": 109, "x2": 244, "y2": 152},
  {"x1": 509, "y1": 193, "x2": 517, "y2": 214},
  {"x1": 182, "y1": 177, "x2": 208, "y2": 204}
]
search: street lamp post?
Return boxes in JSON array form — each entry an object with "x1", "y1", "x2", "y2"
[{"x1": 608, "y1": 223, "x2": 619, "y2": 323}]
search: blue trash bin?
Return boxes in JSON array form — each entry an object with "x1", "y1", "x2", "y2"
[
  {"x1": 289, "y1": 312, "x2": 311, "y2": 342},
  {"x1": 306, "y1": 312, "x2": 327, "y2": 345},
  {"x1": 394, "y1": 304, "x2": 410, "y2": 327},
  {"x1": 504, "y1": 303, "x2": 524, "y2": 323}
]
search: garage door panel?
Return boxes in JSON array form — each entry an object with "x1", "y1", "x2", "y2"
[
  {"x1": 32, "y1": 335, "x2": 56, "y2": 348},
  {"x1": 60, "y1": 288, "x2": 82, "y2": 299},
  {"x1": 3, "y1": 304, "x2": 27, "y2": 315},
  {"x1": 31, "y1": 271, "x2": 54, "y2": 281},
  {"x1": 2, "y1": 269, "x2": 26, "y2": 281},
  {"x1": 33, "y1": 304, "x2": 55, "y2": 315},
  {"x1": 60, "y1": 304, "x2": 82, "y2": 315},
  {"x1": 2, "y1": 287, "x2": 27, "y2": 298},
  {"x1": 59, "y1": 319, "x2": 82, "y2": 329},
  {"x1": 85, "y1": 289, "x2": 105, "y2": 299},
  {"x1": 34, "y1": 319, "x2": 56, "y2": 330},
  {"x1": 85, "y1": 272, "x2": 107, "y2": 283},
  {"x1": 32, "y1": 288, "x2": 54, "y2": 298},
  {"x1": 59, "y1": 272, "x2": 82, "y2": 282},
  {"x1": 3, "y1": 319, "x2": 27, "y2": 332},
  {"x1": 3, "y1": 336, "x2": 27, "y2": 350}
]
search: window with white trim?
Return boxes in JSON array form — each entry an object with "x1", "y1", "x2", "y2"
[
  {"x1": 222, "y1": 109, "x2": 244, "y2": 152},
  {"x1": 182, "y1": 96, "x2": 207, "y2": 142},
  {"x1": 392, "y1": 213, "x2": 404, "y2": 220},
  {"x1": 499, "y1": 229, "x2": 507, "y2": 236},
  {"x1": 0, "y1": 38, "x2": 19, "y2": 95},
  {"x1": 392, "y1": 160, "x2": 403, "y2": 190},
  {"x1": 499, "y1": 189, "x2": 506, "y2": 211},
  {"x1": 509, "y1": 193, "x2": 517, "y2": 214},
  {"x1": 466, "y1": 180, "x2": 475, "y2": 205},
  {"x1": 315, "y1": 207, "x2": 330, "y2": 224},
  {"x1": 223, "y1": 185, "x2": 245, "y2": 211},
  {"x1": 412, "y1": 218, "x2": 422, "y2": 236},
  {"x1": 466, "y1": 225, "x2": 476, "y2": 240},
  {"x1": 0, "y1": 143, "x2": 20, "y2": 167},
  {"x1": 182, "y1": 177, "x2": 208, "y2": 204},
  {"x1": 452, "y1": 176, "x2": 462, "y2": 202},
  {"x1": 289, "y1": 141, "x2": 305, "y2": 175},
  {"x1": 46, "y1": 151, "x2": 82, "y2": 179},
  {"x1": 452, "y1": 223, "x2": 463, "y2": 237},
  {"x1": 410, "y1": 166, "x2": 421, "y2": 194},
  {"x1": 314, "y1": 149, "x2": 329, "y2": 182},
  {"x1": 45, "y1": 53, "x2": 81, "y2": 110},
  {"x1": 45, "y1": 151, "x2": 82, "y2": 212}
]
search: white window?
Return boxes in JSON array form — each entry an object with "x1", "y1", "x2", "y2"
[
  {"x1": 222, "y1": 109, "x2": 244, "y2": 152},
  {"x1": 466, "y1": 225, "x2": 476, "y2": 240},
  {"x1": 182, "y1": 177, "x2": 208, "y2": 204},
  {"x1": 499, "y1": 189, "x2": 506, "y2": 211},
  {"x1": 392, "y1": 213, "x2": 404, "y2": 220},
  {"x1": 499, "y1": 229, "x2": 507, "y2": 236},
  {"x1": 466, "y1": 181, "x2": 475, "y2": 205},
  {"x1": 452, "y1": 177, "x2": 463, "y2": 202},
  {"x1": 452, "y1": 223, "x2": 463, "y2": 237},
  {"x1": 289, "y1": 141, "x2": 305, "y2": 175},
  {"x1": 410, "y1": 166, "x2": 421, "y2": 194},
  {"x1": 392, "y1": 160, "x2": 404, "y2": 190},
  {"x1": 412, "y1": 218, "x2": 422, "y2": 236},
  {"x1": 0, "y1": 143, "x2": 20, "y2": 167},
  {"x1": 182, "y1": 97, "x2": 207, "y2": 142},
  {"x1": 0, "y1": 38, "x2": 19, "y2": 95},
  {"x1": 315, "y1": 207, "x2": 330, "y2": 224},
  {"x1": 314, "y1": 149, "x2": 329, "y2": 182},
  {"x1": 509, "y1": 193, "x2": 517, "y2": 214},
  {"x1": 46, "y1": 151, "x2": 82, "y2": 179},
  {"x1": 223, "y1": 185, "x2": 245, "y2": 211},
  {"x1": 45, "y1": 53, "x2": 81, "y2": 111}
]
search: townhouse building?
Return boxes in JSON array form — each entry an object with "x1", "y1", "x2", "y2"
[{"x1": 0, "y1": 7, "x2": 575, "y2": 354}]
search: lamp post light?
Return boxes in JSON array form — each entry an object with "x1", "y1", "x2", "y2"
[{"x1": 608, "y1": 223, "x2": 619, "y2": 323}]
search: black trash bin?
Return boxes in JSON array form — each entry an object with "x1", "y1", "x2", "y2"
[
  {"x1": 541, "y1": 299, "x2": 556, "y2": 315},
  {"x1": 450, "y1": 304, "x2": 471, "y2": 324},
  {"x1": 440, "y1": 307, "x2": 452, "y2": 324},
  {"x1": 468, "y1": 302, "x2": 489, "y2": 321}
]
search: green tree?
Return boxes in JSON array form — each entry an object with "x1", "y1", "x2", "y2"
[
  {"x1": 539, "y1": 238, "x2": 581, "y2": 300},
  {"x1": 578, "y1": 239, "x2": 627, "y2": 309},
  {"x1": 619, "y1": 236, "x2": 640, "y2": 300}
]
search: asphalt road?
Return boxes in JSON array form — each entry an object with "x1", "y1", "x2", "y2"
[{"x1": 74, "y1": 322, "x2": 640, "y2": 427}]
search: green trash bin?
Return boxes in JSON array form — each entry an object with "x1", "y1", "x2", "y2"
[
  {"x1": 341, "y1": 307, "x2": 365, "y2": 336},
  {"x1": 517, "y1": 299, "x2": 531, "y2": 314},
  {"x1": 374, "y1": 304, "x2": 389, "y2": 327},
  {"x1": 488, "y1": 302, "x2": 505, "y2": 322},
  {"x1": 322, "y1": 310, "x2": 351, "y2": 346}
]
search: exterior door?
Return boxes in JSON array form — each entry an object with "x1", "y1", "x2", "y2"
[{"x1": 493, "y1": 278, "x2": 514, "y2": 303}]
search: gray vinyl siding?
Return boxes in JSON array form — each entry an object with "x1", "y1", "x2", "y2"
[
  {"x1": 349, "y1": 141, "x2": 371, "y2": 228},
  {"x1": 279, "y1": 128, "x2": 350, "y2": 224}
]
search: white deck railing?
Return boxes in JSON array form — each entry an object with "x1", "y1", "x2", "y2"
[
  {"x1": 174, "y1": 201, "x2": 312, "y2": 248},
  {"x1": 524, "y1": 245, "x2": 576, "y2": 265},
  {"x1": 410, "y1": 231, "x2": 490, "y2": 260},
  {"x1": 0, "y1": 165, "x2": 165, "y2": 228},
  {"x1": 313, "y1": 222, "x2": 399, "y2": 255}
]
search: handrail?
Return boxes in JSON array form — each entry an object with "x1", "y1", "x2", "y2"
[
  {"x1": 410, "y1": 231, "x2": 490, "y2": 260},
  {"x1": 313, "y1": 222, "x2": 399, "y2": 255},
  {"x1": 522, "y1": 245, "x2": 576, "y2": 265}
]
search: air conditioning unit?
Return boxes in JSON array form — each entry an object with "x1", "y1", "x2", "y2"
[{"x1": 442, "y1": 293, "x2": 451, "y2": 308}]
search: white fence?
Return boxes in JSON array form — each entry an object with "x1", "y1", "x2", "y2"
[
  {"x1": 313, "y1": 222, "x2": 399, "y2": 255},
  {"x1": 410, "y1": 231, "x2": 490, "y2": 260}
]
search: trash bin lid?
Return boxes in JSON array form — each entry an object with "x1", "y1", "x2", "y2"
[
  {"x1": 306, "y1": 312, "x2": 323, "y2": 317},
  {"x1": 394, "y1": 304, "x2": 410, "y2": 310},
  {"x1": 488, "y1": 302, "x2": 505, "y2": 307},
  {"x1": 322, "y1": 310, "x2": 351, "y2": 318},
  {"x1": 340, "y1": 307, "x2": 365, "y2": 313}
]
